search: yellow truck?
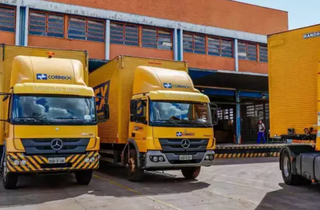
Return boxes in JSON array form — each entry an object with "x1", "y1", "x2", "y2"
[
  {"x1": 90, "y1": 56, "x2": 216, "y2": 181},
  {"x1": 269, "y1": 25, "x2": 320, "y2": 185},
  {"x1": 0, "y1": 45, "x2": 107, "y2": 189}
]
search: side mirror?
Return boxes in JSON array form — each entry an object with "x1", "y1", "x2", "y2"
[
  {"x1": 0, "y1": 92, "x2": 10, "y2": 101},
  {"x1": 211, "y1": 103, "x2": 219, "y2": 126},
  {"x1": 130, "y1": 100, "x2": 137, "y2": 122},
  {"x1": 103, "y1": 104, "x2": 110, "y2": 121},
  {"x1": 130, "y1": 114, "x2": 136, "y2": 122}
]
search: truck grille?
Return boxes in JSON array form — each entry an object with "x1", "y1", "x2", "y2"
[
  {"x1": 159, "y1": 139, "x2": 209, "y2": 153},
  {"x1": 159, "y1": 139, "x2": 209, "y2": 164},
  {"x1": 21, "y1": 138, "x2": 90, "y2": 155}
]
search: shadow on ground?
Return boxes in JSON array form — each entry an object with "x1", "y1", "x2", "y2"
[
  {"x1": 0, "y1": 164, "x2": 209, "y2": 208},
  {"x1": 256, "y1": 183, "x2": 320, "y2": 210}
]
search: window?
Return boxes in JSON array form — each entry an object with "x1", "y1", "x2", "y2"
[
  {"x1": 208, "y1": 37, "x2": 233, "y2": 58},
  {"x1": 142, "y1": 27, "x2": 173, "y2": 50},
  {"x1": 183, "y1": 33, "x2": 205, "y2": 54},
  {"x1": 0, "y1": 7, "x2": 15, "y2": 32},
  {"x1": 130, "y1": 100, "x2": 147, "y2": 124},
  {"x1": 238, "y1": 42, "x2": 257, "y2": 61},
  {"x1": 110, "y1": 22, "x2": 139, "y2": 46},
  {"x1": 259, "y1": 45, "x2": 268, "y2": 62},
  {"x1": 29, "y1": 11, "x2": 64, "y2": 38},
  {"x1": 68, "y1": 17, "x2": 104, "y2": 42}
]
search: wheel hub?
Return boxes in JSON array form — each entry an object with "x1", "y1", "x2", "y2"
[
  {"x1": 2, "y1": 160, "x2": 7, "y2": 182},
  {"x1": 128, "y1": 157, "x2": 135, "y2": 172},
  {"x1": 283, "y1": 156, "x2": 290, "y2": 177}
]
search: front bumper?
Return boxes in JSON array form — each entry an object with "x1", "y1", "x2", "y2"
[
  {"x1": 6, "y1": 151, "x2": 100, "y2": 173},
  {"x1": 145, "y1": 150, "x2": 215, "y2": 169}
]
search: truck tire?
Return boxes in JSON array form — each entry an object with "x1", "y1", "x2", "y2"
[
  {"x1": 281, "y1": 150, "x2": 311, "y2": 185},
  {"x1": 2, "y1": 155, "x2": 18, "y2": 189},
  {"x1": 75, "y1": 170, "x2": 92, "y2": 185},
  {"x1": 181, "y1": 167, "x2": 201, "y2": 180},
  {"x1": 127, "y1": 149, "x2": 144, "y2": 182}
]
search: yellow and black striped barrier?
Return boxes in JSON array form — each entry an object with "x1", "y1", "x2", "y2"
[
  {"x1": 215, "y1": 152, "x2": 280, "y2": 159},
  {"x1": 6, "y1": 151, "x2": 100, "y2": 173},
  {"x1": 215, "y1": 143, "x2": 283, "y2": 159}
]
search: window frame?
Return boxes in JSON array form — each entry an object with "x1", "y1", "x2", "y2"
[
  {"x1": 259, "y1": 44, "x2": 268, "y2": 63},
  {"x1": 0, "y1": 5, "x2": 16, "y2": 33},
  {"x1": 141, "y1": 26, "x2": 173, "y2": 50},
  {"x1": 28, "y1": 10, "x2": 65, "y2": 38},
  {"x1": 238, "y1": 41, "x2": 258, "y2": 61},
  {"x1": 207, "y1": 35, "x2": 234, "y2": 58},
  {"x1": 183, "y1": 32, "x2": 206, "y2": 54},
  {"x1": 110, "y1": 21, "x2": 139, "y2": 46},
  {"x1": 68, "y1": 15, "x2": 105, "y2": 42}
]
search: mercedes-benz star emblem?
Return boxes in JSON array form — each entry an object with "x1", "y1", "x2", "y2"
[
  {"x1": 51, "y1": 139, "x2": 63, "y2": 151},
  {"x1": 181, "y1": 139, "x2": 191, "y2": 149}
]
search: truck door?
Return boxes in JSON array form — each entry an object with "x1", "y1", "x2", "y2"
[{"x1": 130, "y1": 98, "x2": 148, "y2": 151}]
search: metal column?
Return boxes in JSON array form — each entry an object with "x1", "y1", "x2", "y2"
[
  {"x1": 173, "y1": 28, "x2": 178, "y2": 61},
  {"x1": 15, "y1": 4, "x2": 21, "y2": 45},
  {"x1": 19, "y1": 6, "x2": 29, "y2": 46},
  {"x1": 105, "y1": 20, "x2": 110, "y2": 60},
  {"x1": 177, "y1": 29, "x2": 183, "y2": 61},
  {"x1": 234, "y1": 39, "x2": 239, "y2": 71},
  {"x1": 235, "y1": 91, "x2": 241, "y2": 144}
]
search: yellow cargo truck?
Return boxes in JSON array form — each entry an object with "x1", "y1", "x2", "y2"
[
  {"x1": 269, "y1": 25, "x2": 320, "y2": 185},
  {"x1": 90, "y1": 56, "x2": 215, "y2": 181},
  {"x1": 0, "y1": 45, "x2": 107, "y2": 189}
]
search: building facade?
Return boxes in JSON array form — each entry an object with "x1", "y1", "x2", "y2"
[{"x1": 0, "y1": 0, "x2": 288, "y2": 144}]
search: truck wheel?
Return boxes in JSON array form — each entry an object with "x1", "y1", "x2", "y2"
[
  {"x1": 75, "y1": 170, "x2": 92, "y2": 185},
  {"x1": 181, "y1": 167, "x2": 201, "y2": 180},
  {"x1": 2, "y1": 156, "x2": 18, "y2": 189},
  {"x1": 127, "y1": 149, "x2": 144, "y2": 182},
  {"x1": 281, "y1": 150, "x2": 311, "y2": 185}
]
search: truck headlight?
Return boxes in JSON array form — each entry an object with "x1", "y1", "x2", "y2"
[
  {"x1": 20, "y1": 160, "x2": 27, "y2": 166},
  {"x1": 13, "y1": 160, "x2": 20, "y2": 166},
  {"x1": 152, "y1": 156, "x2": 159, "y2": 162}
]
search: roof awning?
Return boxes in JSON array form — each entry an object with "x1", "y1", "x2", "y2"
[
  {"x1": 88, "y1": 60, "x2": 269, "y2": 92},
  {"x1": 89, "y1": 59, "x2": 108, "y2": 73},
  {"x1": 189, "y1": 69, "x2": 269, "y2": 92}
]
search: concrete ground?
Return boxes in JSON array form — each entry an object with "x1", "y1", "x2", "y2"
[{"x1": 1, "y1": 158, "x2": 320, "y2": 210}]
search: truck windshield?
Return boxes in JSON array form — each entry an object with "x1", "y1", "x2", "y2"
[
  {"x1": 149, "y1": 101, "x2": 212, "y2": 127},
  {"x1": 11, "y1": 95, "x2": 96, "y2": 125}
]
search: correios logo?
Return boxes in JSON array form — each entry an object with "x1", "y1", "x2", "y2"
[
  {"x1": 37, "y1": 74, "x2": 47, "y2": 80},
  {"x1": 176, "y1": 131, "x2": 195, "y2": 137},
  {"x1": 94, "y1": 80, "x2": 110, "y2": 113},
  {"x1": 163, "y1": 83, "x2": 172, "y2": 89},
  {"x1": 36, "y1": 73, "x2": 71, "y2": 80},
  {"x1": 163, "y1": 83, "x2": 190, "y2": 89}
]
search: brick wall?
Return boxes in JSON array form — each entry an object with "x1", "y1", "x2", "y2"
[{"x1": 49, "y1": 0, "x2": 288, "y2": 35}]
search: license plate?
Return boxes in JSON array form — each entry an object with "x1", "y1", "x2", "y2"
[
  {"x1": 48, "y1": 157, "x2": 66, "y2": 164},
  {"x1": 179, "y1": 155, "x2": 193, "y2": 161}
]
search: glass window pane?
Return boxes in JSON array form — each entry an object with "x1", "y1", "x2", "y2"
[{"x1": 0, "y1": 7, "x2": 15, "y2": 32}]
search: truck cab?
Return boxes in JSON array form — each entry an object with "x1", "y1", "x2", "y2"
[
  {"x1": 1, "y1": 55, "x2": 105, "y2": 189},
  {"x1": 128, "y1": 66, "x2": 215, "y2": 176}
]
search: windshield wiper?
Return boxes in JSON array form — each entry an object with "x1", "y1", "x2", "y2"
[
  {"x1": 165, "y1": 119, "x2": 181, "y2": 127},
  {"x1": 14, "y1": 117, "x2": 50, "y2": 125},
  {"x1": 53, "y1": 117, "x2": 88, "y2": 125},
  {"x1": 190, "y1": 120, "x2": 210, "y2": 128}
]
